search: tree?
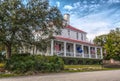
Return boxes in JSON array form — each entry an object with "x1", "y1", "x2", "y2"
[
  {"x1": 94, "y1": 28, "x2": 120, "y2": 60},
  {"x1": 0, "y1": 0, "x2": 63, "y2": 59},
  {"x1": 105, "y1": 28, "x2": 120, "y2": 60},
  {"x1": 94, "y1": 34, "x2": 107, "y2": 46}
]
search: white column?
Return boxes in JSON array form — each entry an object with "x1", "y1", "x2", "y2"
[
  {"x1": 51, "y1": 39, "x2": 54, "y2": 56},
  {"x1": 81, "y1": 45, "x2": 84, "y2": 58},
  {"x1": 89, "y1": 46, "x2": 91, "y2": 58},
  {"x1": 73, "y1": 43, "x2": 76, "y2": 57},
  {"x1": 95, "y1": 47, "x2": 97, "y2": 59},
  {"x1": 100, "y1": 47, "x2": 103, "y2": 59},
  {"x1": 64, "y1": 41, "x2": 66, "y2": 57}
]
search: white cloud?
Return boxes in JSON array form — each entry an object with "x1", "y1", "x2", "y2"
[
  {"x1": 73, "y1": 2, "x2": 80, "y2": 8},
  {"x1": 64, "y1": 2, "x2": 81, "y2": 10},
  {"x1": 108, "y1": 0, "x2": 120, "y2": 3},
  {"x1": 61, "y1": 0, "x2": 120, "y2": 40},
  {"x1": 63, "y1": 1, "x2": 102, "y2": 17},
  {"x1": 114, "y1": 22, "x2": 120, "y2": 27},
  {"x1": 69, "y1": 9, "x2": 118, "y2": 40},
  {"x1": 64, "y1": 5, "x2": 74, "y2": 11},
  {"x1": 56, "y1": 1, "x2": 60, "y2": 7}
]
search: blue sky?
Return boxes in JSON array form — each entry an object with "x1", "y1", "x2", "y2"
[{"x1": 49, "y1": 0, "x2": 120, "y2": 40}]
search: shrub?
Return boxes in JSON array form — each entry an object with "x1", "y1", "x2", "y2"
[
  {"x1": 61, "y1": 57, "x2": 102, "y2": 65},
  {"x1": 0, "y1": 63, "x2": 5, "y2": 68},
  {"x1": 104, "y1": 54, "x2": 120, "y2": 61},
  {"x1": 5, "y1": 54, "x2": 64, "y2": 73}
]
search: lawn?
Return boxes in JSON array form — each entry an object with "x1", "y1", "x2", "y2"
[
  {"x1": 1, "y1": 64, "x2": 120, "y2": 78},
  {"x1": 64, "y1": 65, "x2": 120, "y2": 72},
  {"x1": 65, "y1": 65, "x2": 101, "y2": 69}
]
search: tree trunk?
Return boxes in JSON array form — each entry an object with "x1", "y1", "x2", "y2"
[{"x1": 6, "y1": 45, "x2": 11, "y2": 59}]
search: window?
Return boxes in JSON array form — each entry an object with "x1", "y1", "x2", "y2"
[
  {"x1": 76, "y1": 32, "x2": 79, "y2": 40},
  {"x1": 68, "y1": 29, "x2": 70, "y2": 36},
  {"x1": 81, "y1": 33, "x2": 84, "y2": 40}
]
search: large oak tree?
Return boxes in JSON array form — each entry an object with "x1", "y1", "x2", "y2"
[{"x1": 0, "y1": 0, "x2": 63, "y2": 59}]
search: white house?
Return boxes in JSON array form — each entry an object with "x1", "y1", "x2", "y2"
[
  {"x1": 23, "y1": 14, "x2": 103, "y2": 59},
  {"x1": 50, "y1": 14, "x2": 103, "y2": 59}
]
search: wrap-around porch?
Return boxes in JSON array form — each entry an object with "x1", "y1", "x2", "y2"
[{"x1": 51, "y1": 40, "x2": 103, "y2": 59}]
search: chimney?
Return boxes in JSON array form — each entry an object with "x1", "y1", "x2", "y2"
[{"x1": 64, "y1": 14, "x2": 70, "y2": 25}]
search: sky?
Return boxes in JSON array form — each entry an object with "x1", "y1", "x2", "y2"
[{"x1": 49, "y1": 0, "x2": 120, "y2": 40}]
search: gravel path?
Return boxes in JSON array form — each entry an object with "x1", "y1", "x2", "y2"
[{"x1": 0, "y1": 70, "x2": 120, "y2": 81}]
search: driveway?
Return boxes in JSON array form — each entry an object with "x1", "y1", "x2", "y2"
[{"x1": 0, "y1": 70, "x2": 120, "y2": 81}]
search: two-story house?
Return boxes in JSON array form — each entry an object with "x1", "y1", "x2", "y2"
[
  {"x1": 22, "y1": 14, "x2": 103, "y2": 59},
  {"x1": 50, "y1": 14, "x2": 103, "y2": 59}
]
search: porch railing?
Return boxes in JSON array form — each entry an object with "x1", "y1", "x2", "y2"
[
  {"x1": 66, "y1": 52, "x2": 74, "y2": 57},
  {"x1": 91, "y1": 54, "x2": 96, "y2": 58},
  {"x1": 97, "y1": 55, "x2": 101, "y2": 59},
  {"x1": 76, "y1": 53, "x2": 82, "y2": 57},
  {"x1": 53, "y1": 51, "x2": 101, "y2": 59},
  {"x1": 53, "y1": 51, "x2": 64, "y2": 56},
  {"x1": 84, "y1": 54, "x2": 89, "y2": 58}
]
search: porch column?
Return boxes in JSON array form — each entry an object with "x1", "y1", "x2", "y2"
[
  {"x1": 89, "y1": 46, "x2": 91, "y2": 58},
  {"x1": 100, "y1": 47, "x2": 103, "y2": 59},
  {"x1": 64, "y1": 41, "x2": 66, "y2": 57},
  {"x1": 73, "y1": 43, "x2": 76, "y2": 57},
  {"x1": 81, "y1": 45, "x2": 84, "y2": 58},
  {"x1": 95, "y1": 47, "x2": 97, "y2": 59},
  {"x1": 51, "y1": 39, "x2": 54, "y2": 56}
]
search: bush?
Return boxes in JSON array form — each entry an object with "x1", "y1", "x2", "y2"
[
  {"x1": 0, "y1": 63, "x2": 5, "y2": 68},
  {"x1": 61, "y1": 57, "x2": 102, "y2": 65},
  {"x1": 104, "y1": 54, "x2": 120, "y2": 61},
  {"x1": 5, "y1": 55, "x2": 64, "y2": 73}
]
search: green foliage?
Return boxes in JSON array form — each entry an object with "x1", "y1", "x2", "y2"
[
  {"x1": 0, "y1": 0, "x2": 63, "y2": 58},
  {"x1": 0, "y1": 63, "x2": 5, "y2": 68},
  {"x1": 61, "y1": 57, "x2": 102, "y2": 65},
  {"x1": 5, "y1": 55, "x2": 64, "y2": 73},
  {"x1": 94, "y1": 28, "x2": 120, "y2": 60},
  {"x1": 94, "y1": 34, "x2": 107, "y2": 46}
]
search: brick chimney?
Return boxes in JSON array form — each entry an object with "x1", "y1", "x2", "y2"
[{"x1": 63, "y1": 14, "x2": 70, "y2": 25}]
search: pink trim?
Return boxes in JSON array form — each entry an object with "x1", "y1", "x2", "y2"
[
  {"x1": 54, "y1": 36, "x2": 96, "y2": 46},
  {"x1": 66, "y1": 25, "x2": 87, "y2": 34}
]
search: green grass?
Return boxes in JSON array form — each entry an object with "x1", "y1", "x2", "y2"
[
  {"x1": 64, "y1": 65, "x2": 120, "y2": 72},
  {"x1": 0, "y1": 65, "x2": 120, "y2": 78},
  {"x1": 0, "y1": 73, "x2": 17, "y2": 78},
  {"x1": 64, "y1": 65, "x2": 101, "y2": 69}
]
